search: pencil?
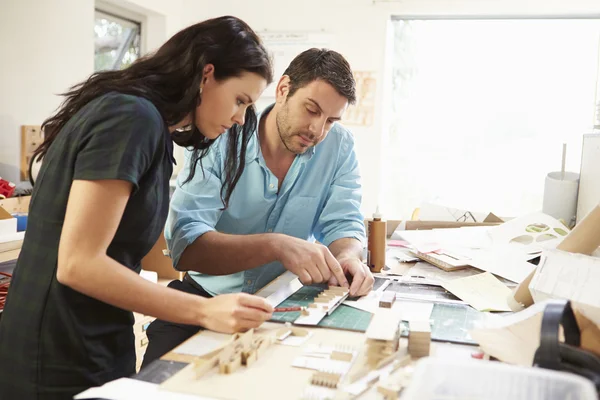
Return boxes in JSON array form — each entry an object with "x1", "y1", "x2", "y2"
[{"x1": 273, "y1": 306, "x2": 305, "y2": 312}]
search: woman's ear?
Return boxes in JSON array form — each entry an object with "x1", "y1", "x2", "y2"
[{"x1": 202, "y1": 64, "x2": 215, "y2": 85}]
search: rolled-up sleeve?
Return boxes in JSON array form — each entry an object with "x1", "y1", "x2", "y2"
[
  {"x1": 314, "y1": 134, "x2": 366, "y2": 247},
  {"x1": 165, "y1": 141, "x2": 225, "y2": 268}
]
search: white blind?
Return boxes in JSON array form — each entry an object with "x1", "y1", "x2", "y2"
[{"x1": 383, "y1": 19, "x2": 600, "y2": 219}]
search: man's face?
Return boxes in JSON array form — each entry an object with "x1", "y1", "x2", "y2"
[{"x1": 275, "y1": 79, "x2": 349, "y2": 154}]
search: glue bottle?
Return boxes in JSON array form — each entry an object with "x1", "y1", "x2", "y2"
[{"x1": 367, "y1": 206, "x2": 386, "y2": 272}]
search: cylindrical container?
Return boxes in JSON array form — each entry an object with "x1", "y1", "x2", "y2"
[
  {"x1": 368, "y1": 208, "x2": 386, "y2": 272},
  {"x1": 542, "y1": 171, "x2": 579, "y2": 228}
]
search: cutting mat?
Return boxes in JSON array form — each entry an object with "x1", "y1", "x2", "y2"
[
  {"x1": 270, "y1": 284, "x2": 372, "y2": 331},
  {"x1": 271, "y1": 281, "x2": 485, "y2": 344},
  {"x1": 397, "y1": 303, "x2": 484, "y2": 345}
]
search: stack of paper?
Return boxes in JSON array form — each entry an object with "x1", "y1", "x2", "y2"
[
  {"x1": 392, "y1": 213, "x2": 570, "y2": 285},
  {"x1": 529, "y1": 249, "x2": 600, "y2": 326}
]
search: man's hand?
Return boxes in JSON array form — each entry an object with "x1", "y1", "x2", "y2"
[
  {"x1": 274, "y1": 235, "x2": 349, "y2": 288},
  {"x1": 330, "y1": 256, "x2": 374, "y2": 297}
]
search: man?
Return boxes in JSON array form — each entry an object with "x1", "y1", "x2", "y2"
[{"x1": 142, "y1": 49, "x2": 374, "y2": 366}]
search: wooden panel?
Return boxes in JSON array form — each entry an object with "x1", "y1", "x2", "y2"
[{"x1": 20, "y1": 126, "x2": 43, "y2": 181}]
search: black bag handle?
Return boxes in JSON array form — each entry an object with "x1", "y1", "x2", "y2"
[
  {"x1": 534, "y1": 299, "x2": 580, "y2": 370},
  {"x1": 534, "y1": 299, "x2": 600, "y2": 394}
]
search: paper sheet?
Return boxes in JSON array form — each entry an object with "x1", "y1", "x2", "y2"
[
  {"x1": 171, "y1": 330, "x2": 231, "y2": 357},
  {"x1": 443, "y1": 272, "x2": 512, "y2": 312},
  {"x1": 343, "y1": 290, "x2": 433, "y2": 322},
  {"x1": 75, "y1": 378, "x2": 206, "y2": 400},
  {"x1": 467, "y1": 247, "x2": 537, "y2": 284},
  {"x1": 469, "y1": 301, "x2": 548, "y2": 366},
  {"x1": 416, "y1": 202, "x2": 490, "y2": 223},
  {"x1": 488, "y1": 212, "x2": 569, "y2": 251},
  {"x1": 406, "y1": 262, "x2": 482, "y2": 282},
  {"x1": 394, "y1": 227, "x2": 492, "y2": 253},
  {"x1": 529, "y1": 249, "x2": 600, "y2": 326},
  {"x1": 255, "y1": 271, "x2": 302, "y2": 307},
  {"x1": 399, "y1": 301, "x2": 434, "y2": 322},
  {"x1": 277, "y1": 331, "x2": 313, "y2": 346}
]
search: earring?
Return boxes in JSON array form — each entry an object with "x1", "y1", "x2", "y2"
[{"x1": 199, "y1": 87, "x2": 203, "y2": 95}]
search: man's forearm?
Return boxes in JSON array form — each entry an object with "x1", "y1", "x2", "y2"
[
  {"x1": 177, "y1": 231, "x2": 282, "y2": 274},
  {"x1": 329, "y1": 237, "x2": 363, "y2": 260}
]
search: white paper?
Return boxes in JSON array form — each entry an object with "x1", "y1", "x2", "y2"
[
  {"x1": 75, "y1": 378, "x2": 207, "y2": 400},
  {"x1": 255, "y1": 271, "x2": 302, "y2": 307},
  {"x1": 172, "y1": 330, "x2": 231, "y2": 357},
  {"x1": 344, "y1": 291, "x2": 381, "y2": 313},
  {"x1": 395, "y1": 227, "x2": 492, "y2": 253},
  {"x1": 366, "y1": 302, "x2": 403, "y2": 341},
  {"x1": 398, "y1": 301, "x2": 434, "y2": 322},
  {"x1": 467, "y1": 247, "x2": 537, "y2": 284},
  {"x1": 488, "y1": 212, "x2": 569, "y2": 251},
  {"x1": 443, "y1": 272, "x2": 512, "y2": 312},
  {"x1": 401, "y1": 357, "x2": 598, "y2": 400},
  {"x1": 415, "y1": 202, "x2": 490, "y2": 223},
  {"x1": 277, "y1": 331, "x2": 313, "y2": 346},
  {"x1": 529, "y1": 249, "x2": 600, "y2": 326}
]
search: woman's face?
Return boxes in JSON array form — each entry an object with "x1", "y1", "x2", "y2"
[{"x1": 195, "y1": 65, "x2": 267, "y2": 139}]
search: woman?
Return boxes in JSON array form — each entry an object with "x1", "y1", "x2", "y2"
[{"x1": 0, "y1": 16, "x2": 274, "y2": 399}]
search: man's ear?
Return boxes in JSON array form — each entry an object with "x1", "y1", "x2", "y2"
[{"x1": 275, "y1": 75, "x2": 291, "y2": 105}]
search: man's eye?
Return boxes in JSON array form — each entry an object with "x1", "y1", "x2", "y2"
[
  {"x1": 237, "y1": 99, "x2": 246, "y2": 106},
  {"x1": 307, "y1": 108, "x2": 317, "y2": 115}
]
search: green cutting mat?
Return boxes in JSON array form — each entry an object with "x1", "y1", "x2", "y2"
[
  {"x1": 398, "y1": 303, "x2": 483, "y2": 345},
  {"x1": 270, "y1": 285, "x2": 372, "y2": 331},
  {"x1": 270, "y1": 283, "x2": 485, "y2": 345}
]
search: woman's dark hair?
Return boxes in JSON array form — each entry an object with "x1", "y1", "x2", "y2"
[{"x1": 35, "y1": 15, "x2": 273, "y2": 207}]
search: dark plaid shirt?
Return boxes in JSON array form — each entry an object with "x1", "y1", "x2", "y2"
[{"x1": 0, "y1": 92, "x2": 175, "y2": 399}]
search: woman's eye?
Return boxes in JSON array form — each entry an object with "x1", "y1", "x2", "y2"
[
  {"x1": 307, "y1": 108, "x2": 317, "y2": 115},
  {"x1": 237, "y1": 99, "x2": 245, "y2": 106}
]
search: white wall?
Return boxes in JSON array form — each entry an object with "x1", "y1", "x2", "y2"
[
  {"x1": 0, "y1": 0, "x2": 94, "y2": 183},
  {"x1": 179, "y1": 0, "x2": 600, "y2": 217},
  {"x1": 0, "y1": 0, "x2": 182, "y2": 183},
  {"x1": 2, "y1": 0, "x2": 600, "y2": 216}
]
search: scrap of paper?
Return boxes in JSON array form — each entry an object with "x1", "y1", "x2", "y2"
[{"x1": 443, "y1": 272, "x2": 512, "y2": 312}]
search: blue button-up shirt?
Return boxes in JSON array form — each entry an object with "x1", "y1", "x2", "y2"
[{"x1": 166, "y1": 105, "x2": 365, "y2": 295}]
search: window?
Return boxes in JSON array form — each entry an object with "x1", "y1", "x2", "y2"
[
  {"x1": 94, "y1": 10, "x2": 141, "y2": 72},
  {"x1": 382, "y1": 18, "x2": 600, "y2": 219}
]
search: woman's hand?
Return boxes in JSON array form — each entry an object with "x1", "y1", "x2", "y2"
[{"x1": 198, "y1": 293, "x2": 273, "y2": 333}]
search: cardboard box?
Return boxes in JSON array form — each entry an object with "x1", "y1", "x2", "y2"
[
  {"x1": 0, "y1": 196, "x2": 30, "y2": 214},
  {"x1": 140, "y1": 234, "x2": 183, "y2": 281}
]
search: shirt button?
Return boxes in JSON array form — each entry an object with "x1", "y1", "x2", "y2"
[
  {"x1": 246, "y1": 280, "x2": 252, "y2": 285},
  {"x1": 269, "y1": 183, "x2": 275, "y2": 189},
  {"x1": 267, "y1": 229, "x2": 273, "y2": 233}
]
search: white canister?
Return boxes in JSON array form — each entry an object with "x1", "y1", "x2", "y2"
[{"x1": 542, "y1": 171, "x2": 579, "y2": 227}]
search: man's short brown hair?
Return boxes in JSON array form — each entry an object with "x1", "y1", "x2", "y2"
[{"x1": 282, "y1": 48, "x2": 356, "y2": 104}]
